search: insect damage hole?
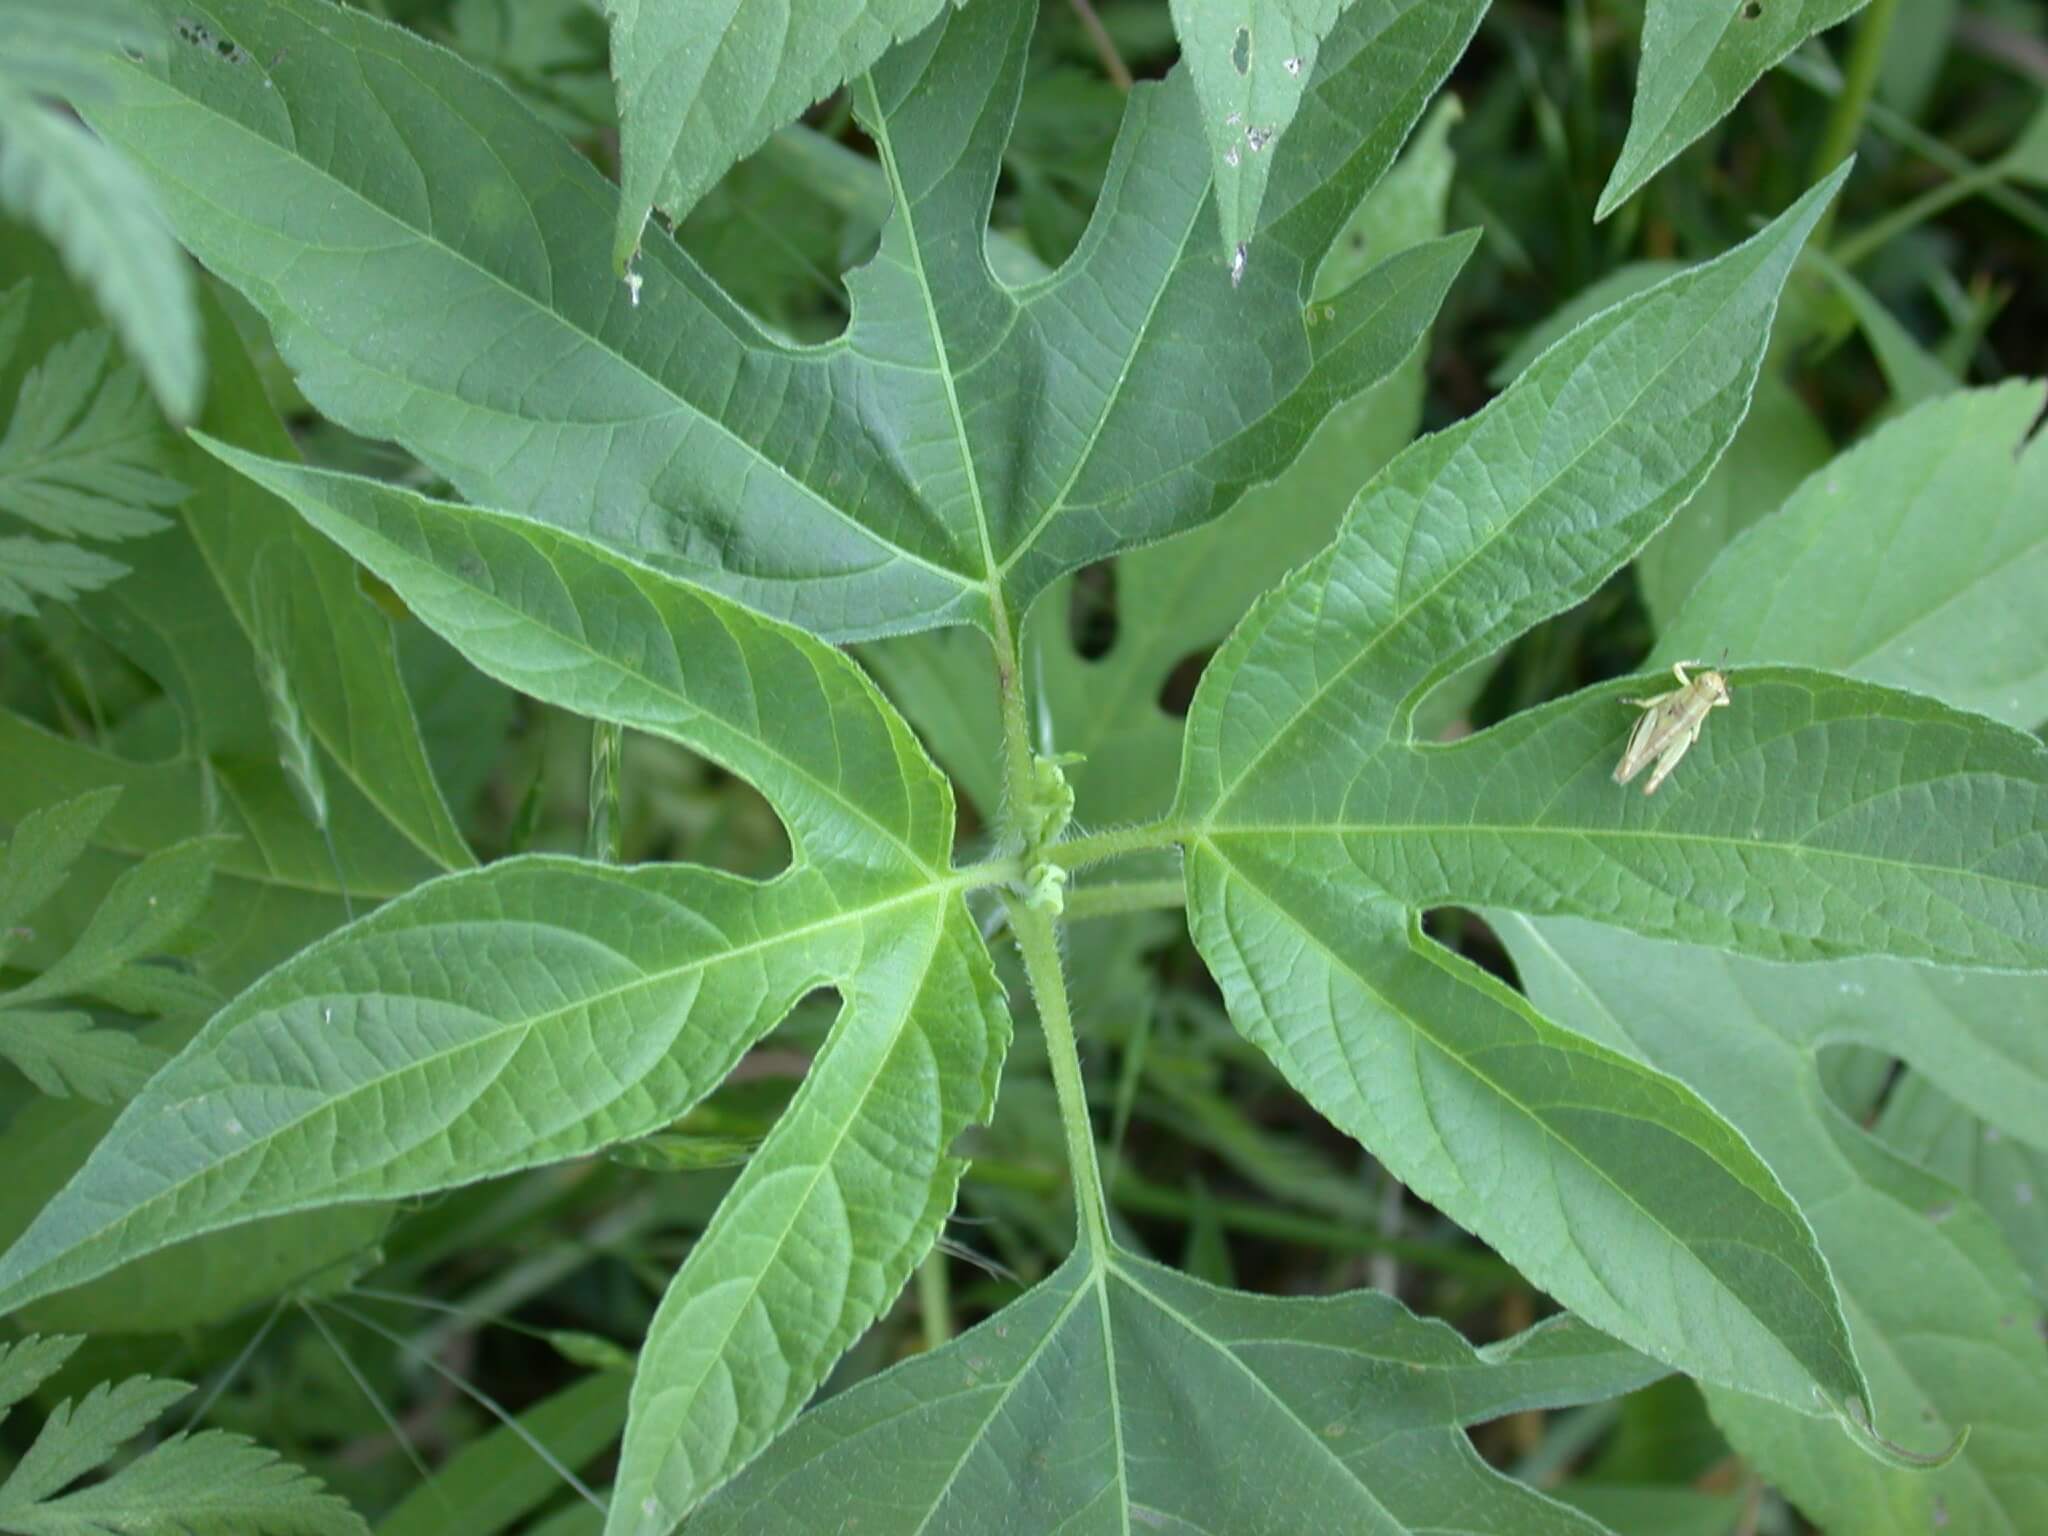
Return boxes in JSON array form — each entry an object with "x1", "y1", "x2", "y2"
[
  {"x1": 1231, "y1": 27, "x2": 1250, "y2": 75},
  {"x1": 1741, "y1": 0, "x2": 1763, "y2": 17},
  {"x1": 174, "y1": 16, "x2": 251, "y2": 64}
]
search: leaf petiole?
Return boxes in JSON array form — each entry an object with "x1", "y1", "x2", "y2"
[{"x1": 1046, "y1": 820, "x2": 1186, "y2": 872}]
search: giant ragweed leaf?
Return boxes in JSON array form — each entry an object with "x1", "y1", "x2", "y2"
[
  {"x1": 1500, "y1": 918, "x2": 2048, "y2": 1536},
  {"x1": 80, "y1": 0, "x2": 1479, "y2": 641},
  {"x1": 0, "y1": 451, "x2": 1009, "y2": 1528},
  {"x1": 1172, "y1": 0, "x2": 1356, "y2": 267},
  {"x1": 1598, "y1": 0, "x2": 1867, "y2": 219},
  {"x1": 1164, "y1": 165, "x2": 2045, "y2": 1435},
  {"x1": 689, "y1": 1245, "x2": 1665, "y2": 1533},
  {"x1": 605, "y1": 0, "x2": 956, "y2": 271},
  {"x1": 1496, "y1": 381, "x2": 2048, "y2": 1535},
  {"x1": 0, "y1": 1332, "x2": 367, "y2": 1534},
  {"x1": 869, "y1": 93, "x2": 1465, "y2": 825}
]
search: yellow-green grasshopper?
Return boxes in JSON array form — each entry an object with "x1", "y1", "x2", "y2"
[{"x1": 1613, "y1": 660, "x2": 1731, "y2": 794}]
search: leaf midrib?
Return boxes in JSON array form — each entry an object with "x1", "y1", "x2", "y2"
[
  {"x1": 1202, "y1": 817, "x2": 2048, "y2": 914},
  {"x1": 906, "y1": 1263, "x2": 1099, "y2": 1535},
  {"x1": 861, "y1": 97, "x2": 1003, "y2": 603},
  {"x1": 1106, "y1": 1261, "x2": 1411, "y2": 1524},
  {"x1": 991, "y1": 153, "x2": 1212, "y2": 584}
]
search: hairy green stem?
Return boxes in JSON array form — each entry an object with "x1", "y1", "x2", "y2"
[
  {"x1": 988, "y1": 610, "x2": 1038, "y2": 846},
  {"x1": 1048, "y1": 820, "x2": 1184, "y2": 872},
  {"x1": 1810, "y1": 0, "x2": 1901, "y2": 244},
  {"x1": 1007, "y1": 896, "x2": 1112, "y2": 1253},
  {"x1": 1064, "y1": 878, "x2": 1187, "y2": 922}
]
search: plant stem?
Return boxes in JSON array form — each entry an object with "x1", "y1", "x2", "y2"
[
  {"x1": 1063, "y1": 878, "x2": 1186, "y2": 922},
  {"x1": 917, "y1": 1247, "x2": 953, "y2": 1350},
  {"x1": 1809, "y1": 0, "x2": 1901, "y2": 244},
  {"x1": 1048, "y1": 820, "x2": 1184, "y2": 872},
  {"x1": 1066, "y1": 0, "x2": 1133, "y2": 91},
  {"x1": 587, "y1": 720, "x2": 623, "y2": 863},
  {"x1": 988, "y1": 611, "x2": 1037, "y2": 843},
  {"x1": 1006, "y1": 896, "x2": 1112, "y2": 1253}
]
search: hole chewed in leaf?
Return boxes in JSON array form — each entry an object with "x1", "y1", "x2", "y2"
[
  {"x1": 1231, "y1": 27, "x2": 1250, "y2": 75},
  {"x1": 1067, "y1": 561, "x2": 1119, "y2": 661},
  {"x1": 1157, "y1": 648, "x2": 1212, "y2": 718}
]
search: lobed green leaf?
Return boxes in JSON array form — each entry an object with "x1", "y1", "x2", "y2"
[
  {"x1": 1499, "y1": 373, "x2": 2048, "y2": 1531},
  {"x1": 689, "y1": 1244, "x2": 1663, "y2": 1533},
  {"x1": 1170, "y1": 0, "x2": 1350, "y2": 266},
  {"x1": 1500, "y1": 916, "x2": 2048, "y2": 1535},
  {"x1": 1, "y1": 445, "x2": 1013, "y2": 1522},
  {"x1": 79, "y1": 0, "x2": 1475, "y2": 641},
  {"x1": 1162, "y1": 169, "x2": 1979, "y2": 1428}
]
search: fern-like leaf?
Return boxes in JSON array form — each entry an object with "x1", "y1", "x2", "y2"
[
  {"x1": 0, "y1": 790, "x2": 222, "y2": 1104},
  {"x1": 0, "y1": 1334, "x2": 369, "y2": 1535},
  {"x1": 0, "y1": 288, "x2": 187, "y2": 619}
]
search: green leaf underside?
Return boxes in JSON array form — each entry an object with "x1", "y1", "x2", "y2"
[
  {"x1": 605, "y1": 0, "x2": 956, "y2": 271},
  {"x1": 205, "y1": 447, "x2": 954, "y2": 877},
  {"x1": 1172, "y1": 167, "x2": 1956, "y2": 1425},
  {"x1": 1880, "y1": 1074, "x2": 2048, "y2": 1306},
  {"x1": 1597, "y1": 0, "x2": 1867, "y2": 220},
  {"x1": 686, "y1": 1245, "x2": 1664, "y2": 1535},
  {"x1": 0, "y1": 455, "x2": 1010, "y2": 1527},
  {"x1": 83, "y1": 0, "x2": 1480, "y2": 641},
  {"x1": 1500, "y1": 917, "x2": 2048, "y2": 1535}
]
